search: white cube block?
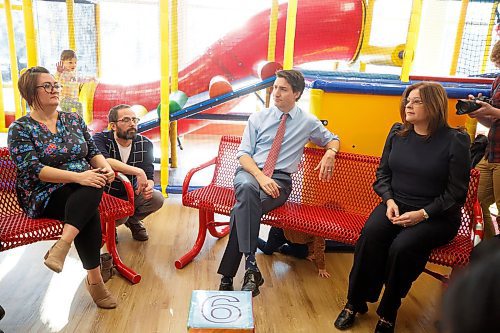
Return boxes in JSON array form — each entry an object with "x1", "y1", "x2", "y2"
[{"x1": 187, "y1": 290, "x2": 254, "y2": 332}]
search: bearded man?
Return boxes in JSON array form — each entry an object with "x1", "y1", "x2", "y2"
[{"x1": 93, "y1": 104, "x2": 164, "y2": 241}]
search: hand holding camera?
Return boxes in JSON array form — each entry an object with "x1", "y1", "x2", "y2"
[{"x1": 456, "y1": 95, "x2": 491, "y2": 115}]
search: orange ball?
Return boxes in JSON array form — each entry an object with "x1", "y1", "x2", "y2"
[{"x1": 209, "y1": 76, "x2": 233, "y2": 98}]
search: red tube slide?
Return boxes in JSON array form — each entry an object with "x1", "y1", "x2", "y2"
[{"x1": 92, "y1": 0, "x2": 365, "y2": 136}]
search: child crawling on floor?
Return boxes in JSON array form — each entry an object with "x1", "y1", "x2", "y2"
[{"x1": 258, "y1": 226, "x2": 330, "y2": 278}]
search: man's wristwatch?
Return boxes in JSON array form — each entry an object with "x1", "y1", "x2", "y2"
[
  {"x1": 328, "y1": 147, "x2": 338, "y2": 154},
  {"x1": 422, "y1": 209, "x2": 429, "y2": 220}
]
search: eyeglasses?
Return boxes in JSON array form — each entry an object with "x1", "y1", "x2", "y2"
[
  {"x1": 404, "y1": 98, "x2": 424, "y2": 105},
  {"x1": 116, "y1": 117, "x2": 140, "y2": 124},
  {"x1": 36, "y1": 82, "x2": 62, "y2": 93}
]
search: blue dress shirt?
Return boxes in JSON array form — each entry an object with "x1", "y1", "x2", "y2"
[{"x1": 237, "y1": 105, "x2": 339, "y2": 174}]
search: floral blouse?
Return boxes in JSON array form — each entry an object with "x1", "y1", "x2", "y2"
[{"x1": 8, "y1": 112, "x2": 101, "y2": 218}]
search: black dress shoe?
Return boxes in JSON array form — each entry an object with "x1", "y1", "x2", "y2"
[
  {"x1": 241, "y1": 269, "x2": 264, "y2": 297},
  {"x1": 219, "y1": 279, "x2": 234, "y2": 291},
  {"x1": 374, "y1": 319, "x2": 395, "y2": 333},
  {"x1": 0, "y1": 305, "x2": 4, "y2": 320},
  {"x1": 334, "y1": 303, "x2": 368, "y2": 330}
]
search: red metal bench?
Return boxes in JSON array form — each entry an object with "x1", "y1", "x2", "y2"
[
  {"x1": 178, "y1": 135, "x2": 482, "y2": 282},
  {"x1": 0, "y1": 147, "x2": 142, "y2": 284}
]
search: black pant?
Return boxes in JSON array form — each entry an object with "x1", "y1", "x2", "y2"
[
  {"x1": 260, "y1": 226, "x2": 308, "y2": 258},
  {"x1": 43, "y1": 184, "x2": 103, "y2": 270},
  {"x1": 347, "y1": 202, "x2": 460, "y2": 321}
]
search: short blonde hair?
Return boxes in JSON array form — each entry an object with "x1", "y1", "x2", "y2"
[
  {"x1": 60, "y1": 49, "x2": 77, "y2": 61},
  {"x1": 491, "y1": 40, "x2": 500, "y2": 65}
]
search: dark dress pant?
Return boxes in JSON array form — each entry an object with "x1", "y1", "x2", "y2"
[
  {"x1": 217, "y1": 168, "x2": 292, "y2": 277},
  {"x1": 347, "y1": 201, "x2": 461, "y2": 321}
]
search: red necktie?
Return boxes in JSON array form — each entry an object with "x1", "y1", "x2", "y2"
[{"x1": 262, "y1": 113, "x2": 288, "y2": 177}]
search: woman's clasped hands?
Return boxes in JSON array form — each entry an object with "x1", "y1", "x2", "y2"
[
  {"x1": 78, "y1": 167, "x2": 114, "y2": 188},
  {"x1": 385, "y1": 199, "x2": 425, "y2": 228}
]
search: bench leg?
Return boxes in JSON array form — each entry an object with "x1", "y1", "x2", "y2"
[
  {"x1": 423, "y1": 267, "x2": 449, "y2": 284},
  {"x1": 105, "y1": 217, "x2": 142, "y2": 284},
  {"x1": 175, "y1": 209, "x2": 209, "y2": 269},
  {"x1": 206, "y1": 210, "x2": 230, "y2": 239}
]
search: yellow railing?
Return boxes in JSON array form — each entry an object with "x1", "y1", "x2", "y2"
[
  {"x1": 160, "y1": 0, "x2": 170, "y2": 196},
  {"x1": 169, "y1": 0, "x2": 179, "y2": 169},
  {"x1": 3, "y1": 0, "x2": 22, "y2": 121},
  {"x1": 66, "y1": 0, "x2": 76, "y2": 51},
  {"x1": 400, "y1": 0, "x2": 422, "y2": 82},
  {"x1": 449, "y1": 0, "x2": 469, "y2": 76},
  {"x1": 283, "y1": 0, "x2": 298, "y2": 70}
]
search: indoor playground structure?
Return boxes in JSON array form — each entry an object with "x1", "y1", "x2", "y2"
[
  {"x1": 2, "y1": 0, "x2": 500, "y2": 332},
  {"x1": 1, "y1": 0, "x2": 499, "y2": 192}
]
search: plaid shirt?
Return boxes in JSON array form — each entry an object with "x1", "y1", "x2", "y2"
[
  {"x1": 486, "y1": 76, "x2": 500, "y2": 162},
  {"x1": 93, "y1": 130, "x2": 155, "y2": 197}
]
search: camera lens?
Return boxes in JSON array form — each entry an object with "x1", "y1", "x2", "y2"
[{"x1": 455, "y1": 100, "x2": 482, "y2": 115}]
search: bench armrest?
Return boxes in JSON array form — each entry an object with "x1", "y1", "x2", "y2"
[
  {"x1": 114, "y1": 171, "x2": 135, "y2": 207},
  {"x1": 182, "y1": 157, "x2": 217, "y2": 194}
]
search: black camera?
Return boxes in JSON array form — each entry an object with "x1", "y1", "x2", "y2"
[{"x1": 455, "y1": 96, "x2": 491, "y2": 115}]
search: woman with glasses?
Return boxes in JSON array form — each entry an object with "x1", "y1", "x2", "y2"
[
  {"x1": 334, "y1": 82, "x2": 471, "y2": 333},
  {"x1": 7, "y1": 66, "x2": 118, "y2": 309}
]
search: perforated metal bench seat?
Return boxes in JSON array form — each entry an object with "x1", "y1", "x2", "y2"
[
  {"x1": 183, "y1": 186, "x2": 368, "y2": 246},
  {"x1": 179, "y1": 135, "x2": 482, "y2": 282},
  {"x1": 0, "y1": 147, "x2": 142, "y2": 284}
]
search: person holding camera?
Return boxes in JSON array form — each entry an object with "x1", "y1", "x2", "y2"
[
  {"x1": 468, "y1": 40, "x2": 500, "y2": 239},
  {"x1": 334, "y1": 82, "x2": 470, "y2": 333}
]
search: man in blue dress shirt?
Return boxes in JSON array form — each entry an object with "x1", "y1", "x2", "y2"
[{"x1": 217, "y1": 69, "x2": 340, "y2": 296}]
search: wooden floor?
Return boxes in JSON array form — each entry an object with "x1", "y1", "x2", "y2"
[{"x1": 0, "y1": 194, "x2": 449, "y2": 333}]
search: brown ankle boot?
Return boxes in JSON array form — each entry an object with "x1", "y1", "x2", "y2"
[
  {"x1": 44, "y1": 239, "x2": 71, "y2": 273},
  {"x1": 85, "y1": 278, "x2": 117, "y2": 309},
  {"x1": 100, "y1": 253, "x2": 114, "y2": 283}
]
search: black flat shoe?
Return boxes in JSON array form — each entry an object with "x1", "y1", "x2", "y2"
[
  {"x1": 374, "y1": 319, "x2": 395, "y2": 333},
  {"x1": 334, "y1": 303, "x2": 368, "y2": 330},
  {"x1": 241, "y1": 269, "x2": 264, "y2": 297},
  {"x1": 334, "y1": 308, "x2": 356, "y2": 330}
]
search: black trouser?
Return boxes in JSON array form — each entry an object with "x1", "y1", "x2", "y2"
[
  {"x1": 347, "y1": 202, "x2": 460, "y2": 322},
  {"x1": 43, "y1": 184, "x2": 103, "y2": 270},
  {"x1": 260, "y1": 226, "x2": 308, "y2": 258}
]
